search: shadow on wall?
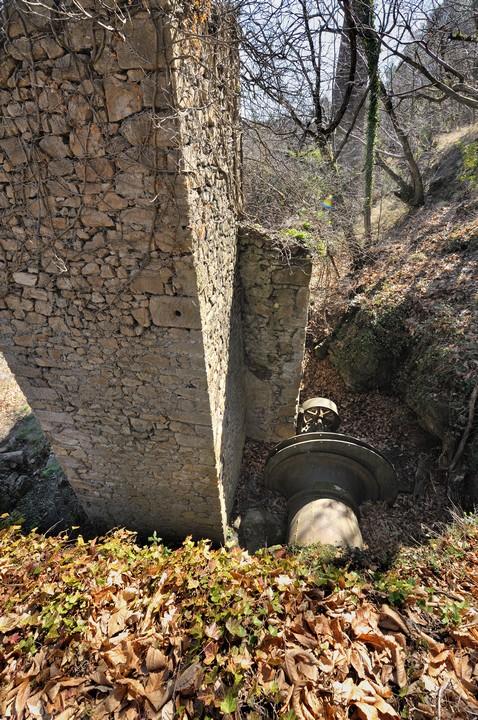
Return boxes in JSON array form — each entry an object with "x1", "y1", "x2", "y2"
[
  {"x1": 0, "y1": 267, "x2": 245, "y2": 544},
  {"x1": 210, "y1": 262, "x2": 246, "y2": 532}
]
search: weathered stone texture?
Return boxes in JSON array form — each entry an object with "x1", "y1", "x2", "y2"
[
  {"x1": 239, "y1": 226, "x2": 312, "y2": 441},
  {"x1": 0, "y1": 0, "x2": 243, "y2": 542},
  {"x1": 176, "y1": 12, "x2": 245, "y2": 521},
  {"x1": 0, "y1": 1, "x2": 311, "y2": 541}
]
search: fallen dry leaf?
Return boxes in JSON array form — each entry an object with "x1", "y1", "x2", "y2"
[{"x1": 175, "y1": 663, "x2": 204, "y2": 696}]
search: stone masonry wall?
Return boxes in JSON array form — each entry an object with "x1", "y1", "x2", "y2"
[
  {"x1": 0, "y1": 0, "x2": 312, "y2": 542},
  {"x1": 171, "y1": 14, "x2": 245, "y2": 522},
  {"x1": 239, "y1": 226, "x2": 312, "y2": 441},
  {"x1": 0, "y1": 0, "x2": 243, "y2": 541}
]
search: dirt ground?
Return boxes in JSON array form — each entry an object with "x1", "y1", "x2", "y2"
[{"x1": 0, "y1": 354, "x2": 86, "y2": 533}]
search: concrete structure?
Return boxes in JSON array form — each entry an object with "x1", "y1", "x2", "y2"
[{"x1": 0, "y1": 0, "x2": 311, "y2": 541}]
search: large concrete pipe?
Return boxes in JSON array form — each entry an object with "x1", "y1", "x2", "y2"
[{"x1": 264, "y1": 399, "x2": 397, "y2": 549}]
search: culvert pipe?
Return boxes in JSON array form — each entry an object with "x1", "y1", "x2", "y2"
[{"x1": 264, "y1": 399, "x2": 397, "y2": 549}]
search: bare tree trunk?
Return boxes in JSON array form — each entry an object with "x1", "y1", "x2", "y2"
[
  {"x1": 379, "y1": 82, "x2": 425, "y2": 207},
  {"x1": 332, "y1": 5, "x2": 368, "y2": 169},
  {"x1": 358, "y1": 0, "x2": 380, "y2": 246}
]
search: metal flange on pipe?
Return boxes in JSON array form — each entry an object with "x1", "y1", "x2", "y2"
[{"x1": 264, "y1": 398, "x2": 397, "y2": 549}]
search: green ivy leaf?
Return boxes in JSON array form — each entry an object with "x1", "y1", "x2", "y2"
[
  {"x1": 220, "y1": 692, "x2": 237, "y2": 713},
  {"x1": 225, "y1": 618, "x2": 247, "y2": 638},
  {"x1": 210, "y1": 587, "x2": 222, "y2": 603}
]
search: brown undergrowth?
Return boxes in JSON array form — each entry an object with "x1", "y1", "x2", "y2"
[
  {"x1": 300, "y1": 135, "x2": 478, "y2": 558},
  {"x1": 0, "y1": 514, "x2": 478, "y2": 719}
]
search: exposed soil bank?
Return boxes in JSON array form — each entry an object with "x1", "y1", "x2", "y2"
[{"x1": 326, "y1": 137, "x2": 478, "y2": 507}]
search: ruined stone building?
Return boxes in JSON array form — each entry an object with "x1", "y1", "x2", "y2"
[{"x1": 0, "y1": 0, "x2": 311, "y2": 542}]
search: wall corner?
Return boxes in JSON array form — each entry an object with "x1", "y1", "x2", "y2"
[{"x1": 238, "y1": 224, "x2": 312, "y2": 442}]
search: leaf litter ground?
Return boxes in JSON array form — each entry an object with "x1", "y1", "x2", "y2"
[{"x1": 1, "y1": 511, "x2": 478, "y2": 719}]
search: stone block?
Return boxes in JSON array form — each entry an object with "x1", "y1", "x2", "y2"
[
  {"x1": 272, "y1": 264, "x2": 310, "y2": 285},
  {"x1": 26, "y1": 385, "x2": 58, "y2": 400},
  {"x1": 0, "y1": 137, "x2": 27, "y2": 165},
  {"x1": 65, "y1": 19, "x2": 94, "y2": 52},
  {"x1": 52, "y1": 54, "x2": 88, "y2": 82},
  {"x1": 36, "y1": 410, "x2": 74, "y2": 426},
  {"x1": 97, "y1": 192, "x2": 128, "y2": 211},
  {"x1": 172, "y1": 261, "x2": 197, "y2": 297},
  {"x1": 70, "y1": 125, "x2": 104, "y2": 158},
  {"x1": 7, "y1": 37, "x2": 45, "y2": 61},
  {"x1": 120, "y1": 207, "x2": 155, "y2": 229},
  {"x1": 115, "y1": 14, "x2": 164, "y2": 70},
  {"x1": 14, "y1": 334, "x2": 34, "y2": 347},
  {"x1": 120, "y1": 114, "x2": 152, "y2": 145},
  {"x1": 104, "y1": 77, "x2": 143, "y2": 122},
  {"x1": 49, "y1": 115, "x2": 69, "y2": 135},
  {"x1": 93, "y1": 46, "x2": 119, "y2": 76},
  {"x1": 149, "y1": 296, "x2": 202, "y2": 329},
  {"x1": 130, "y1": 270, "x2": 165, "y2": 294},
  {"x1": 115, "y1": 173, "x2": 144, "y2": 197},
  {"x1": 35, "y1": 300, "x2": 53, "y2": 315},
  {"x1": 80, "y1": 210, "x2": 114, "y2": 228},
  {"x1": 131, "y1": 307, "x2": 151, "y2": 327},
  {"x1": 39, "y1": 136, "x2": 71, "y2": 159},
  {"x1": 141, "y1": 73, "x2": 172, "y2": 107},
  {"x1": 27, "y1": 288, "x2": 49, "y2": 301},
  {"x1": 38, "y1": 88, "x2": 63, "y2": 112},
  {"x1": 67, "y1": 95, "x2": 93, "y2": 127},
  {"x1": 296, "y1": 286, "x2": 310, "y2": 310},
  {"x1": 82, "y1": 262, "x2": 100, "y2": 276},
  {"x1": 0, "y1": 58, "x2": 17, "y2": 88},
  {"x1": 49, "y1": 159, "x2": 74, "y2": 176},
  {"x1": 13, "y1": 272, "x2": 37, "y2": 287},
  {"x1": 75, "y1": 158, "x2": 114, "y2": 181},
  {"x1": 120, "y1": 113, "x2": 178, "y2": 147},
  {"x1": 39, "y1": 37, "x2": 64, "y2": 60}
]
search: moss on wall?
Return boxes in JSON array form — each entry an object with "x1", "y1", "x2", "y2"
[
  {"x1": 329, "y1": 295, "x2": 477, "y2": 504},
  {"x1": 328, "y1": 300, "x2": 409, "y2": 392}
]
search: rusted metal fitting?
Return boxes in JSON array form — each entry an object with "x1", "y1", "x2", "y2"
[{"x1": 264, "y1": 399, "x2": 397, "y2": 549}]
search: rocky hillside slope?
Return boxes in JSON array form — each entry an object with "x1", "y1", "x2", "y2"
[{"x1": 327, "y1": 127, "x2": 478, "y2": 505}]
